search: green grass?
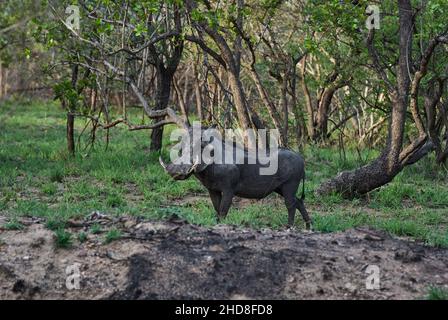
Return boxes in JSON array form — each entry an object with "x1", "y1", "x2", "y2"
[
  {"x1": 3, "y1": 218, "x2": 24, "y2": 230},
  {"x1": 45, "y1": 217, "x2": 66, "y2": 231},
  {"x1": 54, "y1": 229, "x2": 73, "y2": 248},
  {"x1": 104, "y1": 228, "x2": 122, "y2": 244},
  {"x1": 1, "y1": 100, "x2": 448, "y2": 247},
  {"x1": 41, "y1": 182, "x2": 57, "y2": 195},
  {"x1": 90, "y1": 223, "x2": 102, "y2": 234},
  {"x1": 77, "y1": 231, "x2": 87, "y2": 243},
  {"x1": 426, "y1": 286, "x2": 448, "y2": 300}
]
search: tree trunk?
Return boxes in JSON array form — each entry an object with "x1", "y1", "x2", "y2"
[
  {"x1": 317, "y1": 0, "x2": 413, "y2": 198},
  {"x1": 248, "y1": 67, "x2": 286, "y2": 145},
  {"x1": 3, "y1": 69, "x2": 8, "y2": 97},
  {"x1": 281, "y1": 76, "x2": 289, "y2": 146},
  {"x1": 189, "y1": 4, "x2": 254, "y2": 132},
  {"x1": 194, "y1": 72, "x2": 203, "y2": 121},
  {"x1": 315, "y1": 87, "x2": 336, "y2": 141},
  {"x1": 0, "y1": 64, "x2": 3, "y2": 99},
  {"x1": 227, "y1": 68, "x2": 254, "y2": 130},
  {"x1": 288, "y1": 62, "x2": 305, "y2": 145},
  {"x1": 300, "y1": 57, "x2": 315, "y2": 140},
  {"x1": 173, "y1": 77, "x2": 190, "y2": 125},
  {"x1": 90, "y1": 88, "x2": 97, "y2": 112},
  {"x1": 147, "y1": 2, "x2": 183, "y2": 152},
  {"x1": 66, "y1": 64, "x2": 79, "y2": 156},
  {"x1": 150, "y1": 70, "x2": 173, "y2": 152},
  {"x1": 67, "y1": 113, "x2": 75, "y2": 156}
]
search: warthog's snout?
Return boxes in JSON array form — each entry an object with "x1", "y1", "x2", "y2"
[{"x1": 159, "y1": 157, "x2": 197, "y2": 180}]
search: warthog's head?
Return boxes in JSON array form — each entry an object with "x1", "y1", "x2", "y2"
[
  {"x1": 159, "y1": 158, "x2": 199, "y2": 180},
  {"x1": 159, "y1": 125, "x2": 213, "y2": 180}
]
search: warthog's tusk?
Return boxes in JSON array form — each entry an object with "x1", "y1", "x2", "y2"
[
  {"x1": 188, "y1": 155, "x2": 200, "y2": 174},
  {"x1": 159, "y1": 156, "x2": 168, "y2": 171}
]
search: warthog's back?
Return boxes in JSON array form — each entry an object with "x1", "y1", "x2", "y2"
[{"x1": 233, "y1": 148, "x2": 305, "y2": 199}]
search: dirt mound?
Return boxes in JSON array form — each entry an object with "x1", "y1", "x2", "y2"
[{"x1": 0, "y1": 217, "x2": 447, "y2": 299}]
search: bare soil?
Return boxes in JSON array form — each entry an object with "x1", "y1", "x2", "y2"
[{"x1": 0, "y1": 215, "x2": 447, "y2": 300}]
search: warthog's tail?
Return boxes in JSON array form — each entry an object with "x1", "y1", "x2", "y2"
[{"x1": 301, "y1": 173, "x2": 306, "y2": 200}]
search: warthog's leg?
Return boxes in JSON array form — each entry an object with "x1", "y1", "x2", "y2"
[
  {"x1": 283, "y1": 195, "x2": 297, "y2": 227},
  {"x1": 208, "y1": 190, "x2": 221, "y2": 213},
  {"x1": 278, "y1": 181, "x2": 299, "y2": 227},
  {"x1": 217, "y1": 191, "x2": 233, "y2": 221},
  {"x1": 296, "y1": 197, "x2": 312, "y2": 230}
]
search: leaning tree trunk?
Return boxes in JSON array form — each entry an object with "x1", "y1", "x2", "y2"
[
  {"x1": 317, "y1": 0, "x2": 413, "y2": 198},
  {"x1": 226, "y1": 65, "x2": 254, "y2": 131},
  {"x1": 248, "y1": 67, "x2": 286, "y2": 145}
]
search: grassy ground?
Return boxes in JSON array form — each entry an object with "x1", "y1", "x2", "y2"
[{"x1": 1, "y1": 100, "x2": 448, "y2": 247}]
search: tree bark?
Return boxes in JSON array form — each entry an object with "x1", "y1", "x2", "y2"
[
  {"x1": 300, "y1": 56, "x2": 315, "y2": 139},
  {"x1": 315, "y1": 87, "x2": 337, "y2": 141},
  {"x1": 192, "y1": 64, "x2": 203, "y2": 121},
  {"x1": 281, "y1": 75, "x2": 289, "y2": 146},
  {"x1": 0, "y1": 64, "x2": 3, "y2": 99},
  {"x1": 148, "y1": 2, "x2": 184, "y2": 152},
  {"x1": 67, "y1": 113, "x2": 75, "y2": 156},
  {"x1": 173, "y1": 77, "x2": 190, "y2": 125},
  {"x1": 66, "y1": 64, "x2": 79, "y2": 156},
  {"x1": 225, "y1": 61, "x2": 254, "y2": 131},
  {"x1": 426, "y1": 80, "x2": 446, "y2": 163},
  {"x1": 150, "y1": 69, "x2": 173, "y2": 152},
  {"x1": 248, "y1": 67, "x2": 286, "y2": 145}
]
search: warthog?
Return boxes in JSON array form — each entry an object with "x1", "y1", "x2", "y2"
[{"x1": 158, "y1": 117, "x2": 311, "y2": 229}]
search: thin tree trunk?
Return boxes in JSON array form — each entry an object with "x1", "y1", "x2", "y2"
[
  {"x1": 194, "y1": 71, "x2": 203, "y2": 121},
  {"x1": 66, "y1": 64, "x2": 79, "y2": 156},
  {"x1": 186, "y1": 0, "x2": 254, "y2": 132},
  {"x1": 300, "y1": 56, "x2": 315, "y2": 139},
  {"x1": 281, "y1": 75, "x2": 289, "y2": 145},
  {"x1": 182, "y1": 69, "x2": 189, "y2": 110},
  {"x1": 227, "y1": 68, "x2": 254, "y2": 131},
  {"x1": 3, "y1": 68, "x2": 8, "y2": 97},
  {"x1": 288, "y1": 63, "x2": 305, "y2": 145},
  {"x1": 90, "y1": 88, "x2": 97, "y2": 112},
  {"x1": 67, "y1": 113, "x2": 75, "y2": 155},
  {"x1": 0, "y1": 64, "x2": 3, "y2": 99},
  {"x1": 248, "y1": 67, "x2": 285, "y2": 145},
  {"x1": 173, "y1": 77, "x2": 190, "y2": 125}
]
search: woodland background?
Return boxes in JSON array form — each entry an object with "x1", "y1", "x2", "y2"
[{"x1": 1, "y1": 0, "x2": 448, "y2": 249}]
